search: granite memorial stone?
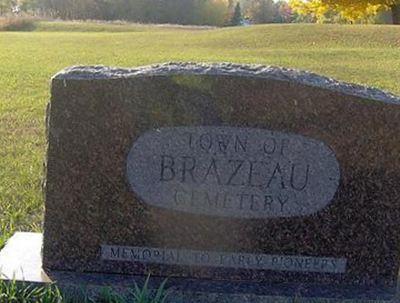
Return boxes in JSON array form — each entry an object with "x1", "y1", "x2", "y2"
[{"x1": 42, "y1": 62, "x2": 400, "y2": 300}]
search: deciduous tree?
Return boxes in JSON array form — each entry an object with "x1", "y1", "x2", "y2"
[
  {"x1": 289, "y1": 0, "x2": 400, "y2": 24},
  {"x1": 0, "y1": 0, "x2": 13, "y2": 15},
  {"x1": 244, "y1": 0, "x2": 275, "y2": 23}
]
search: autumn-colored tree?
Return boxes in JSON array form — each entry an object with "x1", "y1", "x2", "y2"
[
  {"x1": 244, "y1": 0, "x2": 275, "y2": 23},
  {"x1": 289, "y1": 0, "x2": 400, "y2": 24},
  {"x1": 275, "y1": 0, "x2": 295, "y2": 22}
]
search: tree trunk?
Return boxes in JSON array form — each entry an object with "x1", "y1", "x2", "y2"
[{"x1": 391, "y1": 4, "x2": 400, "y2": 24}]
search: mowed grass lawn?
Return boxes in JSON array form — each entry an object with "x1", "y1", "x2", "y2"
[{"x1": 0, "y1": 21, "x2": 400, "y2": 247}]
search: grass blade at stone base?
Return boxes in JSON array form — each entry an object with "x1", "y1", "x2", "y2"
[
  {"x1": 130, "y1": 274, "x2": 169, "y2": 303},
  {"x1": 0, "y1": 280, "x2": 63, "y2": 303},
  {"x1": 132, "y1": 274, "x2": 150, "y2": 303},
  {"x1": 97, "y1": 287, "x2": 125, "y2": 303},
  {"x1": 36, "y1": 284, "x2": 63, "y2": 303},
  {"x1": 151, "y1": 278, "x2": 169, "y2": 303}
]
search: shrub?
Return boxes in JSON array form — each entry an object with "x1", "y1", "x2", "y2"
[{"x1": 0, "y1": 17, "x2": 37, "y2": 31}]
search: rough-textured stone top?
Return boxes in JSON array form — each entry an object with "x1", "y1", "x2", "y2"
[{"x1": 53, "y1": 62, "x2": 400, "y2": 104}]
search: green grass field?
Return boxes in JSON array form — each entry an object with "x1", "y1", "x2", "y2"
[{"x1": 0, "y1": 21, "x2": 400, "y2": 248}]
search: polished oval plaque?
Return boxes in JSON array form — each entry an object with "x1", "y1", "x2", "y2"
[{"x1": 127, "y1": 127, "x2": 340, "y2": 218}]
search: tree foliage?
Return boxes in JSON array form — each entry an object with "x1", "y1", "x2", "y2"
[
  {"x1": 230, "y1": 2, "x2": 243, "y2": 25},
  {"x1": 0, "y1": 0, "x2": 14, "y2": 15},
  {"x1": 243, "y1": 0, "x2": 295, "y2": 23},
  {"x1": 0, "y1": 0, "x2": 299, "y2": 25},
  {"x1": 6, "y1": 0, "x2": 232, "y2": 26},
  {"x1": 275, "y1": 0, "x2": 295, "y2": 22},
  {"x1": 289, "y1": 0, "x2": 400, "y2": 23},
  {"x1": 243, "y1": 0, "x2": 274, "y2": 23}
]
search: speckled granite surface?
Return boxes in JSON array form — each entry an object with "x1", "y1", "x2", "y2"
[{"x1": 43, "y1": 63, "x2": 400, "y2": 299}]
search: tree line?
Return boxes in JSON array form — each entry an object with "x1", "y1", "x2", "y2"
[
  {"x1": 1, "y1": 0, "x2": 398, "y2": 25},
  {"x1": 2, "y1": 0, "x2": 294, "y2": 26}
]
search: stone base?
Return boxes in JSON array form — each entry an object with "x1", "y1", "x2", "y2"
[{"x1": 0, "y1": 233, "x2": 397, "y2": 302}]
